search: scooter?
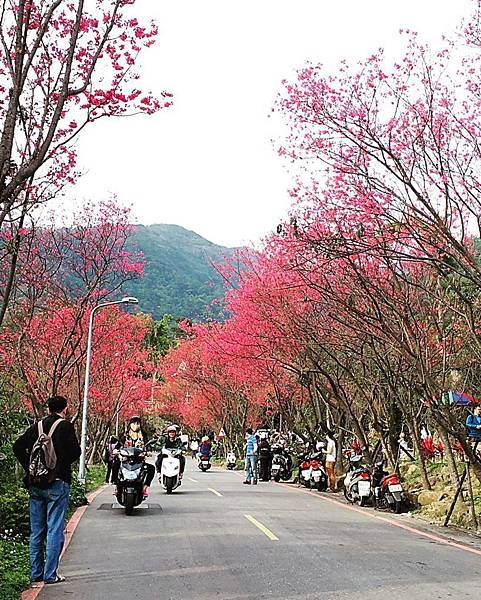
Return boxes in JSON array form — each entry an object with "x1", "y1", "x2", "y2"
[
  {"x1": 198, "y1": 453, "x2": 212, "y2": 472},
  {"x1": 371, "y1": 461, "x2": 407, "y2": 513},
  {"x1": 298, "y1": 454, "x2": 312, "y2": 488},
  {"x1": 343, "y1": 454, "x2": 371, "y2": 506},
  {"x1": 271, "y1": 444, "x2": 292, "y2": 482},
  {"x1": 226, "y1": 451, "x2": 236, "y2": 470},
  {"x1": 309, "y1": 455, "x2": 328, "y2": 492},
  {"x1": 159, "y1": 447, "x2": 182, "y2": 494},
  {"x1": 116, "y1": 446, "x2": 149, "y2": 515}
]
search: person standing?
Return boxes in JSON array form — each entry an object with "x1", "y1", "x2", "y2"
[
  {"x1": 466, "y1": 405, "x2": 481, "y2": 440},
  {"x1": 13, "y1": 396, "x2": 81, "y2": 585},
  {"x1": 258, "y1": 433, "x2": 272, "y2": 482},
  {"x1": 104, "y1": 436, "x2": 120, "y2": 483},
  {"x1": 323, "y1": 432, "x2": 337, "y2": 492},
  {"x1": 243, "y1": 427, "x2": 258, "y2": 485}
]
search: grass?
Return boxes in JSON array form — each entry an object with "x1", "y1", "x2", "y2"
[{"x1": 0, "y1": 533, "x2": 30, "y2": 600}]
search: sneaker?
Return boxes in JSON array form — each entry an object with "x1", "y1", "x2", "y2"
[
  {"x1": 252, "y1": 480, "x2": 258, "y2": 485},
  {"x1": 243, "y1": 480, "x2": 251, "y2": 485},
  {"x1": 45, "y1": 575, "x2": 66, "y2": 585}
]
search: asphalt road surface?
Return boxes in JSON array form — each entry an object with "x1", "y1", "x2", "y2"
[{"x1": 37, "y1": 460, "x2": 481, "y2": 600}]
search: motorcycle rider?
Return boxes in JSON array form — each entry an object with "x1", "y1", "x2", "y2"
[
  {"x1": 155, "y1": 425, "x2": 186, "y2": 480},
  {"x1": 198, "y1": 436, "x2": 212, "y2": 458},
  {"x1": 120, "y1": 415, "x2": 155, "y2": 499}
]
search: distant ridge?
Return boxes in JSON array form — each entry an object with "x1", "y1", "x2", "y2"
[{"x1": 127, "y1": 224, "x2": 238, "y2": 320}]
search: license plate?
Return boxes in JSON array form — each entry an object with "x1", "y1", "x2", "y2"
[
  {"x1": 272, "y1": 465, "x2": 280, "y2": 470},
  {"x1": 388, "y1": 484, "x2": 402, "y2": 492},
  {"x1": 301, "y1": 470, "x2": 310, "y2": 478},
  {"x1": 358, "y1": 481, "x2": 371, "y2": 495}
]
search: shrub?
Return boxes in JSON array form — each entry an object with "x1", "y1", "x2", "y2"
[
  {"x1": 0, "y1": 532, "x2": 30, "y2": 600},
  {"x1": 0, "y1": 486, "x2": 29, "y2": 540}
]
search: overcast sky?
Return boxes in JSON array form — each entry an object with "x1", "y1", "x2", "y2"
[{"x1": 67, "y1": 0, "x2": 472, "y2": 247}]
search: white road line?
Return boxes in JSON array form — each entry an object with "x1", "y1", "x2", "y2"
[
  {"x1": 208, "y1": 488, "x2": 223, "y2": 497},
  {"x1": 188, "y1": 477, "x2": 198, "y2": 483},
  {"x1": 244, "y1": 514, "x2": 279, "y2": 541}
]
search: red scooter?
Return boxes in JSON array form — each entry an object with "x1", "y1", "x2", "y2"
[{"x1": 371, "y1": 461, "x2": 407, "y2": 514}]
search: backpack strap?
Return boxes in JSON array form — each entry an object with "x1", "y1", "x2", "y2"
[
  {"x1": 38, "y1": 420, "x2": 44, "y2": 436},
  {"x1": 47, "y1": 418, "x2": 64, "y2": 437}
]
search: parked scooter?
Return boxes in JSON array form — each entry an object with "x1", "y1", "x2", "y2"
[
  {"x1": 159, "y1": 447, "x2": 182, "y2": 494},
  {"x1": 297, "y1": 451, "x2": 313, "y2": 487},
  {"x1": 226, "y1": 451, "x2": 236, "y2": 470},
  {"x1": 343, "y1": 454, "x2": 371, "y2": 506},
  {"x1": 198, "y1": 453, "x2": 212, "y2": 472},
  {"x1": 371, "y1": 461, "x2": 407, "y2": 513},
  {"x1": 115, "y1": 446, "x2": 149, "y2": 515},
  {"x1": 309, "y1": 453, "x2": 328, "y2": 492},
  {"x1": 271, "y1": 444, "x2": 292, "y2": 482}
]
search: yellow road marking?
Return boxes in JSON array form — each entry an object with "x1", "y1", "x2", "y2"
[
  {"x1": 244, "y1": 514, "x2": 279, "y2": 541},
  {"x1": 208, "y1": 488, "x2": 223, "y2": 497}
]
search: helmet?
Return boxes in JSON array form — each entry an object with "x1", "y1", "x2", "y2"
[
  {"x1": 129, "y1": 415, "x2": 141, "y2": 422},
  {"x1": 167, "y1": 425, "x2": 177, "y2": 433},
  {"x1": 202, "y1": 436, "x2": 209, "y2": 442}
]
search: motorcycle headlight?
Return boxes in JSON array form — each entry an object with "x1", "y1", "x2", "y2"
[{"x1": 124, "y1": 470, "x2": 139, "y2": 480}]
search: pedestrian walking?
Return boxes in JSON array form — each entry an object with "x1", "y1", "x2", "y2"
[
  {"x1": 13, "y1": 395, "x2": 81, "y2": 585},
  {"x1": 104, "y1": 436, "x2": 120, "y2": 483},
  {"x1": 323, "y1": 432, "x2": 337, "y2": 492},
  {"x1": 243, "y1": 427, "x2": 258, "y2": 485}
]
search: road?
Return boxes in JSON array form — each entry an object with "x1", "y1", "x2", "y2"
[{"x1": 37, "y1": 460, "x2": 481, "y2": 600}]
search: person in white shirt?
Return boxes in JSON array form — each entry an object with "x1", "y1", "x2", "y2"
[{"x1": 323, "y1": 432, "x2": 337, "y2": 492}]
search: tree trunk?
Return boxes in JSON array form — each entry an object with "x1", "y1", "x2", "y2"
[
  {"x1": 437, "y1": 426, "x2": 459, "y2": 487},
  {"x1": 408, "y1": 420, "x2": 431, "y2": 490}
]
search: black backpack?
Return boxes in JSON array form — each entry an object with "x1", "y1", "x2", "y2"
[{"x1": 28, "y1": 418, "x2": 64, "y2": 488}]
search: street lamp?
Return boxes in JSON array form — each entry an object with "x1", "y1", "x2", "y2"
[{"x1": 78, "y1": 296, "x2": 139, "y2": 483}]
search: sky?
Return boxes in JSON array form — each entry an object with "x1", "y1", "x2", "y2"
[{"x1": 66, "y1": 0, "x2": 473, "y2": 247}]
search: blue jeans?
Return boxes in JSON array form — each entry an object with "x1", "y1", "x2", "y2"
[
  {"x1": 29, "y1": 480, "x2": 70, "y2": 582},
  {"x1": 245, "y1": 455, "x2": 258, "y2": 482}
]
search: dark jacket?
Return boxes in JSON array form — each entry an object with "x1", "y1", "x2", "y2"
[
  {"x1": 13, "y1": 414, "x2": 81, "y2": 486},
  {"x1": 158, "y1": 435, "x2": 184, "y2": 451}
]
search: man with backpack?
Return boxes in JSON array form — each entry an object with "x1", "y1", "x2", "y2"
[{"x1": 13, "y1": 395, "x2": 81, "y2": 585}]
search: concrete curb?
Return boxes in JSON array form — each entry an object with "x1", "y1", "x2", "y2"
[{"x1": 21, "y1": 483, "x2": 108, "y2": 600}]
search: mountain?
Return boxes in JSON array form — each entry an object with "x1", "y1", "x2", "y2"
[{"x1": 127, "y1": 224, "x2": 237, "y2": 320}]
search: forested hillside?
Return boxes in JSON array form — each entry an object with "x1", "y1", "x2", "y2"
[{"x1": 127, "y1": 224, "x2": 237, "y2": 320}]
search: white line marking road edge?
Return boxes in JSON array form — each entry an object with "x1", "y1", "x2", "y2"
[{"x1": 208, "y1": 488, "x2": 223, "y2": 497}]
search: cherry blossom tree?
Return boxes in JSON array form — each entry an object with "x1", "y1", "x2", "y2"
[{"x1": 0, "y1": 0, "x2": 171, "y2": 324}]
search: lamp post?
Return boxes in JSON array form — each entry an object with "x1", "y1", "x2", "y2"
[{"x1": 78, "y1": 296, "x2": 138, "y2": 483}]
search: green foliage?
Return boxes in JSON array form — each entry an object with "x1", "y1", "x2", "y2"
[
  {"x1": 85, "y1": 464, "x2": 107, "y2": 493},
  {"x1": 127, "y1": 224, "x2": 236, "y2": 320},
  {"x1": 0, "y1": 533, "x2": 30, "y2": 600},
  {"x1": 145, "y1": 314, "x2": 182, "y2": 359},
  {"x1": 0, "y1": 486, "x2": 29, "y2": 540}
]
